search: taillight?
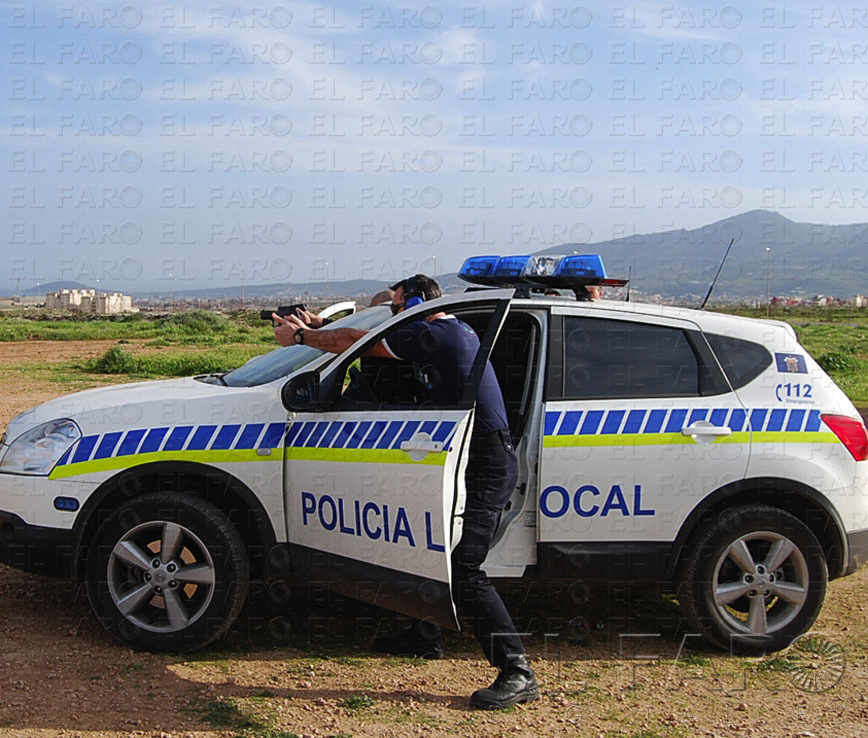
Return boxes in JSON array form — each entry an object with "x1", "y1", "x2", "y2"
[{"x1": 820, "y1": 414, "x2": 868, "y2": 461}]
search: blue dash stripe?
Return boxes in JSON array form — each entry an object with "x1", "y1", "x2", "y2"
[
  {"x1": 304, "y1": 422, "x2": 330, "y2": 448},
  {"x1": 392, "y1": 421, "x2": 421, "y2": 448},
  {"x1": 644, "y1": 409, "x2": 667, "y2": 433},
  {"x1": 140, "y1": 427, "x2": 169, "y2": 454},
  {"x1": 622, "y1": 410, "x2": 646, "y2": 434},
  {"x1": 188, "y1": 425, "x2": 217, "y2": 451},
  {"x1": 558, "y1": 411, "x2": 583, "y2": 435},
  {"x1": 544, "y1": 412, "x2": 560, "y2": 436},
  {"x1": 72, "y1": 435, "x2": 99, "y2": 464},
  {"x1": 117, "y1": 429, "x2": 147, "y2": 457},
  {"x1": 235, "y1": 424, "x2": 265, "y2": 449},
  {"x1": 709, "y1": 408, "x2": 729, "y2": 427},
  {"x1": 729, "y1": 409, "x2": 747, "y2": 432},
  {"x1": 786, "y1": 410, "x2": 806, "y2": 432},
  {"x1": 601, "y1": 411, "x2": 625, "y2": 434},
  {"x1": 259, "y1": 422, "x2": 287, "y2": 449},
  {"x1": 346, "y1": 422, "x2": 372, "y2": 449},
  {"x1": 361, "y1": 421, "x2": 388, "y2": 449},
  {"x1": 579, "y1": 410, "x2": 604, "y2": 435},
  {"x1": 333, "y1": 422, "x2": 358, "y2": 449},
  {"x1": 164, "y1": 426, "x2": 193, "y2": 452},
  {"x1": 377, "y1": 421, "x2": 404, "y2": 449},
  {"x1": 766, "y1": 409, "x2": 787, "y2": 432},
  {"x1": 665, "y1": 410, "x2": 688, "y2": 433},
  {"x1": 93, "y1": 432, "x2": 122, "y2": 460},
  {"x1": 319, "y1": 421, "x2": 343, "y2": 448}
]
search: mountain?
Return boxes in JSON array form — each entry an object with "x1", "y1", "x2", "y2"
[
  {"x1": 533, "y1": 210, "x2": 868, "y2": 300},
  {"x1": 135, "y1": 210, "x2": 868, "y2": 302},
  {"x1": 24, "y1": 280, "x2": 95, "y2": 295}
]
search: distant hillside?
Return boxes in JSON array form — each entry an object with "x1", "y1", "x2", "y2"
[
  {"x1": 142, "y1": 210, "x2": 868, "y2": 301},
  {"x1": 534, "y1": 209, "x2": 868, "y2": 300},
  {"x1": 25, "y1": 280, "x2": 94, "y2": 295}
]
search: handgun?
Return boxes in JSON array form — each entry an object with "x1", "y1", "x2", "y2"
[{"x1": 260, "y1": 303, "x2": 306, "y2": 324}]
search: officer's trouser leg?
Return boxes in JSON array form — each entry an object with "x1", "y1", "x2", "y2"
[{"x1": 451, "y1": 433, "x2": 524, "y2": 670}]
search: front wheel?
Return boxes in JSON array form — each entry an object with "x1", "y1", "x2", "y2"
[
  {"x1": 86, "y1": 492, "x2": 249, "y2": 652},
  {"x1": 676, "y1": 504, "x2": 827, "y2": 654}
]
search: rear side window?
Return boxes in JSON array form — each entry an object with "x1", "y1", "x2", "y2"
[
  {"x1": 705, "y1": 333, "x2": 772, "y2": 389},
  {"x1": 562, "y1": 317, "x2": 703, "y2": 399}
]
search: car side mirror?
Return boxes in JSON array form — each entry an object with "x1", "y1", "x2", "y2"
[{"x1": 282, "y1": 371, "x2": 320, "y2": 412}]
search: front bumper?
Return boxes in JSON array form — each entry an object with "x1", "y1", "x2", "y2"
[{"x1": 0, "y1": 510, "x2": 74, "y2": 577}]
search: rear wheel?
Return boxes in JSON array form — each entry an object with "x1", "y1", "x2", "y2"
[
  {"x1": 677, "y1": 504, "x2": 827, "y2": 654},
  {"x1": 86, "y1": 492, "x2": 249, "y2": 652}
]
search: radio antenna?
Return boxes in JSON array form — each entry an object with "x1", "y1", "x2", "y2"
[{"x1": 700, "y1": 238, "x2": 735, "y2": 309}]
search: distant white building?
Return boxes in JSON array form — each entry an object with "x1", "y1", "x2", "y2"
[{"x1": 45, "y1": 289, "x2": 134, "y2": 314}]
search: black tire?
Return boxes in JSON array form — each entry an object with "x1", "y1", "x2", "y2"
[
  {"x1": 676, "y1": 504, "x2": 827, "y2": 654},
  {"x1": 85, "y1": 492, "x2": 249, "y2": 652}
]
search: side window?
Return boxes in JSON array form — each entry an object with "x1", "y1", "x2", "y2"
[
  {"x1": 562, "y1": 317, "x2": 704, "y2": 399},
  {"x1": 705, "y1": 333, "x2": 772, "y2": 389},
  {"x1": 329, "y1": 306, "x2": 500, "y2": 411}
]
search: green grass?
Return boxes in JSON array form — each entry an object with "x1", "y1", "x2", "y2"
[
  {"x1": 83, "y1": 344, "x2": 271, "y2": 378},
  {"x1": 199, "y1": 697, "x2": 299, "y2": 738},
  {"x1": 342, "y1": 694, "x2": 375, "y2": 710},
  {"x1": 0, "y1": 309, "x2": 273, "y2": 344}
]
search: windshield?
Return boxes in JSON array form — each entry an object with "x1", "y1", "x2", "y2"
[{"x1": 219, "y1": 306, "x2": 392, "y2": 388}]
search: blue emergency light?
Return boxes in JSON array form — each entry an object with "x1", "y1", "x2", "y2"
[
  {"x1": 458, "y1": 252, "x2": 627, "y2": 299},
  {"x1": 555, "y1": 254, "x2": 606, "y2": 279}
]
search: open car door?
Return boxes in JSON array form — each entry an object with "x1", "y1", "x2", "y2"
[{"x1": 281, "y1": 289, "x2": 513, "y2": 629}]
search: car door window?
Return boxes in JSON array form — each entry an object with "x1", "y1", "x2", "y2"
[{"x1": 561, "y1": 317, "x2": 704, "y2": 399}]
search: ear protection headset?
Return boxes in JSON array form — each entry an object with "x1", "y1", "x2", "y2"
[{"x1": 402, "y1": 275, "x2": 425, "y2": 310}]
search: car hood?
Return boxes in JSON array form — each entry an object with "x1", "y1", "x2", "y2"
[{"x1": 3, "y1": 376, "x2": 256, "y2": 443}]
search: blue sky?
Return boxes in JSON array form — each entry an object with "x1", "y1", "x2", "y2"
[{"x1": 4, "y1": 1, "x2": 868, "y2": 292}]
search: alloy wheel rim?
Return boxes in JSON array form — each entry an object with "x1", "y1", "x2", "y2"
[
  {"x1": 107, "y1": 520, "x2": 216, "y2": 633},
  {"x1": 711, "y1": 530, "x2": 809, "y2": 637}
]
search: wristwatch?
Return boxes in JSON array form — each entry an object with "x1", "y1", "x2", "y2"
[{"x1": 293, "y1": 327, "x2": 305, "y2": 345}]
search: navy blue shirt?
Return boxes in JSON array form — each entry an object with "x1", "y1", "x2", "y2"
[{"x1": 384, "y1": 316, "x2": 509, "y2": 437}]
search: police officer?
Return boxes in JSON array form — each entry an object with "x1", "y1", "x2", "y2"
[{"x1": 274, "y1": 275, "x2": 538, "y2": 709}]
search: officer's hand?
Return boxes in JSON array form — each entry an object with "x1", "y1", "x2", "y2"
[
  {"x1": 297, "y1": 308, "x2": 324, "y2": 328},
  {"x1": 273, "y1": 312, "x2": 305, "y2": 347}
]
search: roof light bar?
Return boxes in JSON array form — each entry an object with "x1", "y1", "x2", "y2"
[{"x1": 458, "y1": 252, "x2": 629, "y2": 299}]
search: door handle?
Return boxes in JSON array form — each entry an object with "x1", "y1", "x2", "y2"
[
  {"x1": 681, "y1": 422, "x2": 732, "y2": 437},
  {"x1": 400, "y1": 440, "x2": 444, "y2": 453}
]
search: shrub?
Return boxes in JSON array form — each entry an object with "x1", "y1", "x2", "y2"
[
  {"x1": 158, "y1": 309, "x2": 230, "y2": 335},
  {"x1": 818, "y1": 351, "x2": 857, "y2": 374},
  {"x1": 90, "y1": 345, "x2": 137, "y2": 373}
]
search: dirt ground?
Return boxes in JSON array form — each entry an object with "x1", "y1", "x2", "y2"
[{"x1": 1, "y1": 341, "x2": 867, "y2": 738}]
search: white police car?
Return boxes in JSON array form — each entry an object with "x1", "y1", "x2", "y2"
[{"x1": 0, "y1": 254, "x2": 866, "y2": 654}]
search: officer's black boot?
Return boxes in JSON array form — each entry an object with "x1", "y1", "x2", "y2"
[
  {"x1": 469, "y1": 655, "x2": 540, "y2": 709},
  {"x1": 372, "y1": 620, "x2": 445, "y2": 660}
]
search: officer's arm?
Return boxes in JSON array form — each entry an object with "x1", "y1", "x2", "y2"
[
  {"x1": 274, "y1": 314, "x2": 393, "y2": 358},
  {"x1": 301, "y1": 327, "x2": 393, "y2": 358}
]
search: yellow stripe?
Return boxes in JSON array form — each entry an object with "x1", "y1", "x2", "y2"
[
  {"x1": 545, "y1": 432, "x2": 695, "y2": 448},
  {"x1": 285, "y1": 447, "x2": 446, "y2": 465},
  {"x1": 50, "y1": 444, "x2": 445, "y2": 479},
  {"x1": 49, "y1": 447, "x2": 282, "y2": 480},
  {"x1": 544, "y1": 431, "x2": 839, "y2": 448},
  {"x1": 751, "y1": 431, "x2": 839, "y2": 444}
]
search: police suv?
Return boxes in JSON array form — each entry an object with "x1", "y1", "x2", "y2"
[{"x1": 1, "y1": 254, "x2": 866, "y2": 654}]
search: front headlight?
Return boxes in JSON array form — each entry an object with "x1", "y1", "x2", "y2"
[{"x1": 0, "y1": 419, "x2": 81, "y2": 475}]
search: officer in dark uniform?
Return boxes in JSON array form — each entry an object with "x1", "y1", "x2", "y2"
[{"x1": 274, "y1": 275, "x2": 538, "y2": 709}]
